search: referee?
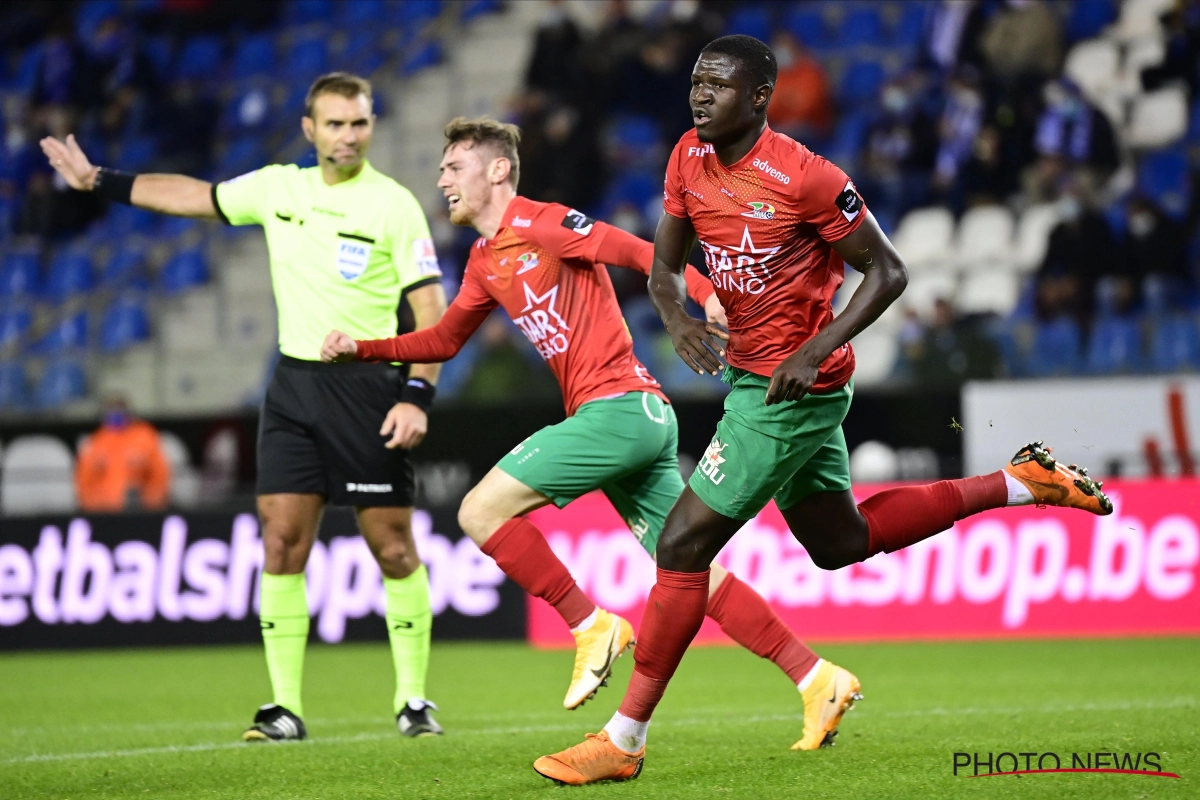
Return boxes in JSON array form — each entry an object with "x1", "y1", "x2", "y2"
[{"x1": 42, "y1": 73, "x2": 449, "y2": 740}]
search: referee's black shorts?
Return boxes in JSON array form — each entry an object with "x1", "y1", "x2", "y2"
[{"x1": 257, "y1": 355, "x2": 415, "y2": 507}]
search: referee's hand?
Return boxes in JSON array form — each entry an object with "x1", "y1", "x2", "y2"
[
  {"x1": 382, "y1": 403, "x2": 427, "y2": 449},
  {"x1": 322, "y1": 330, "x2": 358, "y2": 362}
]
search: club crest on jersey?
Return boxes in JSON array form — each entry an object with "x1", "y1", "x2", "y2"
[
  {"x1": 836, "y1": 180, "x2": 863, "y2": 222},
  {"x1": 742, "y1": 201, "x2": 776, "y2": 220},
  {"x1": 698, "y1": 437, "x2": 728, "y2": 485},
  {"x1": 516, "y1": 251, "x2": 540, "y2": 274}
]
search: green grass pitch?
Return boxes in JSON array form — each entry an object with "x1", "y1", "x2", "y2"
[{"x1": 2, "y1": 638, "x2": 1197, "y2": 799}]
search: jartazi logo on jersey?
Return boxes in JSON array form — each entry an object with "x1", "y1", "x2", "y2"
[
  {"x1": 753, "y1": 158, "x2": 791, "y2": 185},
  {"x1": 346, "y1": 483, "x2": 393, "y2": 493}
]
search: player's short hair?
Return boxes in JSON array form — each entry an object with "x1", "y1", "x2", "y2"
[
  {"x1": 443, "y1": 116, "x2": 522, "y2": 188},
  {"x1": 700, "y1": 34, "x2": 778, "y2": 90},
  {"x1": 304, "y1": 72, "x2": 373, "y2": 118}
]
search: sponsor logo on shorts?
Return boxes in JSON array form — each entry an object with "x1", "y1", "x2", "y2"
[
  {"x1": 346, "y1": 483, "x2": 393, "y2": 493},
  {"x1": 742, "y1": 201, "x2": 776, "y2": 220},
  {"x1": 698, "y1": 437, "x2": 728, "y2": 485}
]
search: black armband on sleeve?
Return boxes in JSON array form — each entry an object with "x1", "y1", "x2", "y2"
[
  {"x1": 94, "y1": 168, "x2": 137, "y2": 204},
  {"x1": 400, "y1": 377, "x2": 437, "y2": 411}
]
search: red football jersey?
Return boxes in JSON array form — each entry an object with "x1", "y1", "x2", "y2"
[
  {"x1": 664, "y1": 126, "x2": 867, "y2": 391},
  {"x1": 441, "y1": 197, "x2": 711, "y2": 415}
]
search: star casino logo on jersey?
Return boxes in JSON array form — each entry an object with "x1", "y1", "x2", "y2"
[
  {"x1": 741, "y1": 201, "x2": 775, "y2": 220},
  {"x1": 513, "y1": 282, "x2": 571, "y2": 360},
  {"x1": 699, "y1": 225, "x2": 781, "y2": 296}
]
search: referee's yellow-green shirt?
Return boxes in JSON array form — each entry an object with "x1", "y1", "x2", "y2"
[{"x1": 213, "y1": 161, "x2": 441, "y2": 361}]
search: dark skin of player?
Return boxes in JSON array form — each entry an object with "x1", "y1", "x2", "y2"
[{"x1": 649, "y1": 51, "x2": 909, "y2": 573}]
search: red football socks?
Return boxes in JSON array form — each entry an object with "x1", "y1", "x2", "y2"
[
  {"x1": 706, "y1": 573, "x2": 819, "y2": 685},
  {"x1": 480, "y1": 517, "x2": 595, "y2": 628},
  {"x1": 618, "y1": 568, "x2": 710, "y2": 722},
  {"x1": 861, "y1": 472, "x2": 1008, "y2": 556}
]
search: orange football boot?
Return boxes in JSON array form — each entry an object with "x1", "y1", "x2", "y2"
[
  {"x1": 533, "y1": 731, "x2": 645, "y2": 786},
  {"x1": 1004, "y1": 441, "x2": 1112, "y2": 515}
]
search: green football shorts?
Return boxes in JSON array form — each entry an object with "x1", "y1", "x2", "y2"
[
  {"x1": 496, "y1": 391, "x2": 682, "y2": 554},
  {"x1": 688, "y1": 366, "x2": 854, "y2": 521}
]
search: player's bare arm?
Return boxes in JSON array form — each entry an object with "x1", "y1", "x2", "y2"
[
  {"x1": 382, "y1": 281, "x2": 448, "y2": 450},
  {"x1": 648, "y1": 212, "x2": 729, "y2": 376},
  {"x1": 764, "y1": 212, "x2": 907, "y2": 405},
  {"x1": 39, "y1": 134, "x2": 219, "y2": 219}
]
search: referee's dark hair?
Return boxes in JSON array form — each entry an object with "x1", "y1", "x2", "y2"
[
  {"x1": 443, "y1": 116, "x2": 522, "y2": 189},
  {"x1": 700, "y1": 34, "x2": 778, "y2": 90},
  {"x1": 305, "y1": 72, "x2": 373, "y2": 118}
]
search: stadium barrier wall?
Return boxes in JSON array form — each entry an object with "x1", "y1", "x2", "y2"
[
  {"x1": 0, "y1": 507, "x2": 525, "y2": 650},
  {"x1": 526, "y1": 479, "x2": 1200, "y2": 647}
]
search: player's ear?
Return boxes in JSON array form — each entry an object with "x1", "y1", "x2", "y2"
[
  {"x1": 753, "y1": 83, "x2": 773, "y2": 115},
  {"x1": 490, "y1": 157, "x2": 511, "y2": 186},
  {"x1": 301, "y1": 116, "x2": 315, "y2": 144}
]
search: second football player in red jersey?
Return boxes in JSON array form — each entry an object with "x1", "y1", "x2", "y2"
[
  {"x1": 323, "y1": 117, "x2": 853, "y2": 730},
  {"x1": 536, "y1": 35, "x2": 1113, "y2": 786}
]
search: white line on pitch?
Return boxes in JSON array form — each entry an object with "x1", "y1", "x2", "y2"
[{"x1": 4, "y1": 698, "x2": 1195, "y2": 765}]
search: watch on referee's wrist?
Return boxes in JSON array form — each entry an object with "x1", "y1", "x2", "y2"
[
  {"x1": 400, "y1": 378, "x2": 436, "y2": 412},
  {"x1": 94, "y1": 168, "x2": 136, "y2": 204}
]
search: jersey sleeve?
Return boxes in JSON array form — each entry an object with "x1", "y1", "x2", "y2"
[
  {"x1": 518, "y1": 200, "x2": 606, "y2": 263},
  {"x1": 662, "y1": 141, "x2": 687, "y2": 219},
  {"x1": 390, "y1": 191, "x2": 443, "y2": 291},
  {"x1": 212, "y1": 165, "x2": 278, "y2": 226},
  {"x1": 795, "y1": 156, "x2": 868, "y2": 243}
]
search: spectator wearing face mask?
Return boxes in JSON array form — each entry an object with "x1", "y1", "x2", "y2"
[
  {"x1": 75, "y1": 395, "x2": 171, "y2": 512},
  {"x1": 767, "y1": 32, "x2": 832, "y2": 141},
  {"x1": 1035, "y1": 189, "x2": 1119, "y2": 322},
  {"x1": 1034, "y1": 79, "x2": 1118, "y2": 175},
  {"x1": 1097, "y1": 197, "x2": 1191, "y2": 315},
  {"x1": 860, "y1": 76, "x2": 938, "y2": 221},
  {"x1": 933, "y1": 69, "x2": 986, "y2": 205}
]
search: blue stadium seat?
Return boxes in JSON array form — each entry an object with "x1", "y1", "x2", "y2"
[
  {"x1": 891, "y1": 3, "x2": 928, "y2": 48},
  {"x1": 840, "y1": 60, "x2": 886, "y2": 106},
  {"x1": 340, "y1": 30, "x2": 386, "y2": 75},
  {"x1": 1024, "y1": 317, "x2": 1082, "y2": 376},
  {"x1": 462, "y1": 0, "x2": 503, "y2": 22},
  {"x1": 0, "y1": 307, "x2": 32, "y2": 348},
  {"x1": 216, "y1": 137, "x2": 266, "y2": 180},
  {"x1": 1086, "y1": 316, "x2": 1145, "y2": 374},
  {"x1": 601, "y1": 172, "x2": 661, "y2": 217},
  {"x1": 828, "y1": 109, "x2": 871, "y2": 163},
  {"x1": 1150, "y1": 315, "x2": 1200, "y2": 372},
  {"x1": 1137, "y1": 149, "x2": 1191, "y2": 220},
  {"x1": 222, "y1": 83, "x2": 272, "y2": 132},
  {"x1": 392, "y1": 0, "x2": 442, "y2": 28},
  {"x1": 107, "y1": 203, "x2": 160, "y2": 236},
  {"x1": 35, "y1": 359, "x2": 87, "y2": 409},
  {"x1": 99, "y1": 296, "x2": 152, "y2": 353},
  {"x1": 285, "y1": 37, "x2": 329, "y2": 77},
  {"x1": 230, "y1": 34, "x2": 275, "y2": 80},
  {"x1": 839, "y1": 7, "x2": 885, "y2": 47},
  {"x1": 42, "y1": 250, "x2": 94, "y2": 303},
  {"x1": 1187, "y1": 97, "x2": 1200, "y2": 143},
  {"x1": 158, "y1": 216, "x2": 200, "y2": 240},
  {"x1": 0, "y1": 361, "x2": 30, "y2": 409},
  {"x1": 29, "y1": 310, "x2": 89, "y2": 354},
  {"x1": 785, "y1": 7, "x2": 830, "y2": 49},
  {"x1": 283, "y1": 0, "x2": 333, "y2": 26},
  {"x1": 336, "y1": 0, "x2": 386, "y2": 26},
  {"x1": 114, "y1": 136, "x2": 158, "y2": 172},
  {"x1": 160, "y1": 248, "x2": 209, "y2": 294},
  {"x1": 101, "y1": 247, "x2": 149, "y2": 288},
  {"x1": 0, "y1": 250, "x2": 40, "y2": 298},
  {"x1": 402, "y1": 40, "x2": 442, "y2": 75},
  {"x1": 174, "y1": 36, "x2": 223, "y2": 81},
  {"x1": 725, "y1": 8, "x2": 773, "y2": 42},
  {"x1": 1065, "y1": 0, "x2": 1118, "y2": 42},
  {"x1": 143, "y1": 35, "x2": 174, "y2": 81}
]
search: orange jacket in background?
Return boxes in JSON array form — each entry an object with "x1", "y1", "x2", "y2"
[{"x1": 75, "y1": 420, "x2": 171, "y2": 512}]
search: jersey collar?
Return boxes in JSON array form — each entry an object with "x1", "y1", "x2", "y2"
[
  {"x1": 712, "y1": 125, "x2": 773, "y2": 174},
  {"x1": 489, "y1": 195, "x2": 526, "y2": 244}
]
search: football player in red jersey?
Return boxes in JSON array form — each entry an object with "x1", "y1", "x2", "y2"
[
  {"x1": 534, "y1": 35, "x2": 1112, "y2": 786},
  {"x1": 323, "y1": 117, "x2": 847, "y2": 724}
]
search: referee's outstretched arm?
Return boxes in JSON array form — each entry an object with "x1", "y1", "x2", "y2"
[{"x1": 40, "y1": 133, "x2": 218, "y2": 219}]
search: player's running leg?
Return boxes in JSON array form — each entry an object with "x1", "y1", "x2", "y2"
[
  {"x1": 459, "y1": 466, "x2": 632, "y2": 710},
  {"x1": 356, "y1": 505, "x2": 440, "y2": 737},
  {"x1": 244, "y1": 492, "x2": 323, "y2": 742},
  {"x1": 600, "y1": 407, "x2": 832, "y2": 736}
]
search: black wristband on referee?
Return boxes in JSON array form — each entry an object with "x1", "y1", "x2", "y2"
[
  {"x1": 400, "y1": 378, "x2": 436, "y2": 411},
  {"x1": 94, "y1": 168, "x2": 137, "y2": 204}
]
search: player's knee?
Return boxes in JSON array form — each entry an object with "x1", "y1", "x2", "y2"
[
  {"x1": 261, "y1": 520, "x2": 311, "y2": 573},
  {"x1": 804, "y1": 540, "x2": 860, "y2": 571},
  {"x1": 457, "y1": 487, "x2": 494, "y2": 545},
  {"x1": 375, "y1": 536, "x2": 420, "y2": 579}
]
